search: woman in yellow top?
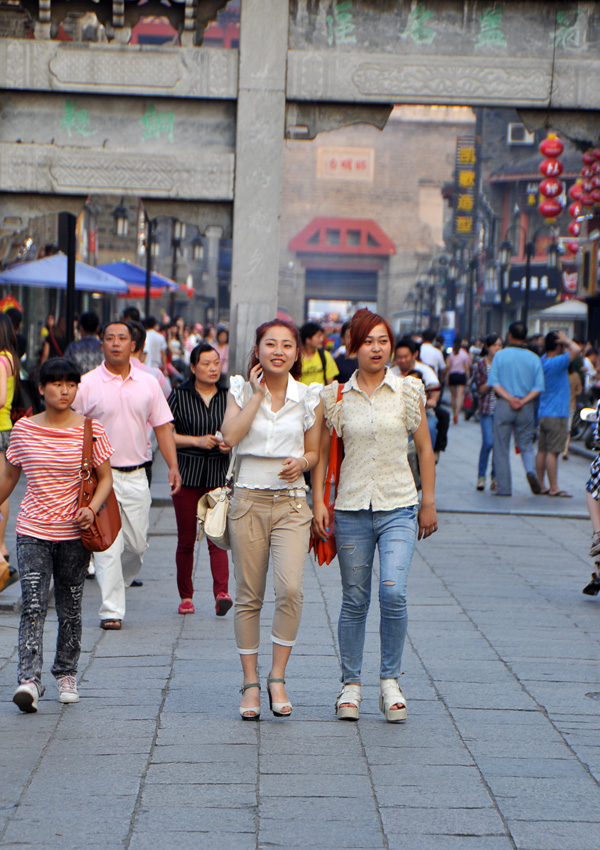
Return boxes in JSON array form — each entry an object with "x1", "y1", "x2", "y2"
[{"x1": 0, "y1": 312, "x2": 19, "y2": 591}]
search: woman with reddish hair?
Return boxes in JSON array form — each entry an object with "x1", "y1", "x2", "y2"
[
  {"x1": 313, "y1": 309, "x2": 437, "y2": 723},
  {"x1": 221, "y1": 319, "x2": 323, "y2": 720}
]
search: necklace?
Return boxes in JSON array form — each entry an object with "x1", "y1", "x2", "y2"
[{"x1": 196, "y1": 383, "x2": 217, "y2": 405}]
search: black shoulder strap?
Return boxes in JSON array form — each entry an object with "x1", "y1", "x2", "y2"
[{"x1": 318, "y1": 348, "x2": 327, "y2": 381}]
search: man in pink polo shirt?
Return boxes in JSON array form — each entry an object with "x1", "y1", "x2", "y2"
[{"x1": 74, "y1": 321, "x2": 181, "y2": 630}]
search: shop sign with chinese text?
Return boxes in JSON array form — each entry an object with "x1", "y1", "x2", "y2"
[{"x1": 453, "y1": 137, "x2": 477, "y2": 243}]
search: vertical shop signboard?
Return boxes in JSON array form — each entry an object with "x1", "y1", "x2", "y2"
[{"x1": 453, "y1": 137, "x2": 478, "y2": 244}]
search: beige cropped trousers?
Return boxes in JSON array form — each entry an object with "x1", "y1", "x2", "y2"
[{"x1": 228, "y1": 487, "x2": 313, "y2": 654}]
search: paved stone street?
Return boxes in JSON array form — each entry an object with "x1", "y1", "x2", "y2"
[{"x1": 1, "y1": 417, "x2": 600, "y2": 849}]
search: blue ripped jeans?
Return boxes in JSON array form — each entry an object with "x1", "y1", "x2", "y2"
[{"x1": 334, "y1": 506, "x2": 418, "y2": 683}]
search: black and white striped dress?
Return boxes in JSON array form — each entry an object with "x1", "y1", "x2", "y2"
[
  {"x1": 586, "y1": 400, "x2": 600, "y2": 500},
  {"x1": 167, "y1": 379, "x2": 229, "y2": 489}
]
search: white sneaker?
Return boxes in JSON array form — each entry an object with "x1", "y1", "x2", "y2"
[
  {"x1": 13, "y1": 680, "x2": 39, "y2": 713},
  {"x1": 476, "y1": 476, "x2": 485, "y2": 491},
  {"x1": 57, "y1": 675, "x2": 79, "y2": 704}
]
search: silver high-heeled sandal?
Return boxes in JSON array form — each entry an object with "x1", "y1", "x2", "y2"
[
  {"x1": 335, "y1": 683, "x2": 362, "y2": 721},
  {"x1": 239, "y1": 682, "x2": 261, "y2": 721},
  {"x1": 379, "y1": 678, "x2": 407, "y2": 723}
]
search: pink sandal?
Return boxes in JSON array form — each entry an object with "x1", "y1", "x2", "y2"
[{"x1": 178, "y1": 600, "x2": 195, "y2": 615}]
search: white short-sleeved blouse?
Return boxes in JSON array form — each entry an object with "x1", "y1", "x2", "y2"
[
  {"x1": 322, "y1": 370, "x2": 425, "y2": 511},
  {"x1": 229, "y1": 374, "x2": 322, "y2": 489}
]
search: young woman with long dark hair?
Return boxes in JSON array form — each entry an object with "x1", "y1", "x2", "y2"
[{"x1": 221, "y1": 319, "x2": 323, "y2": 720}]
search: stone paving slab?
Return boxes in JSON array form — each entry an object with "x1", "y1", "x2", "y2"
[{"x1": 1, "y1": 424, "x2": 600, "y2": 848}]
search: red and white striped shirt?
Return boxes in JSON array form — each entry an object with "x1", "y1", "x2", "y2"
[{"x1": 6, "y1": 418, "x2": 113, "y2": 541}]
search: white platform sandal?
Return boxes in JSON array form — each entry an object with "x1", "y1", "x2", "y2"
[
  {"x1": 239, "y1": 682, "x2": 261, "y2": 721},
  {"x1": 379, "y1": 678, "x2": 407, "y2": 723},
  {"x1": 266, "y1": 677, "x2": 293, "y2": 717},
  {"x1": 335, "y1": 683, "x2": 362, "y2": 721}
]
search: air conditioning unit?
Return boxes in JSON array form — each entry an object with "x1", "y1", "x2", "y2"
[{"x1": 507, "y1": 123, "x2": 535, "y2": 146}]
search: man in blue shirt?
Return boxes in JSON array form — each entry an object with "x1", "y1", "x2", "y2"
[
  {"x1": 535, "y1": 331, "x2": 581, "y2": 497},
  {"x1": 489, "y1": 321, "x2": 545, "y2": 496}
]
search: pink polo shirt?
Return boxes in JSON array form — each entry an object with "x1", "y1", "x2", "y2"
[{"x1": 73, "y1": 361, "x2": 173, "y2": 467}]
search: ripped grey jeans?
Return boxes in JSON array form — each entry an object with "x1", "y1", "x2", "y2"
[
  {"x1": 334, "y1": 506, "x2": 418, "y2": 683},
  {"x1": 16, "y1": 535, "x2": 90, "y2": 695}
]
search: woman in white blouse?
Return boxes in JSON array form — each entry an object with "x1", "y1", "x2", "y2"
[
  {"x1": 221, "y1": 319, "x2": 323, "y2": 720},
  {"x1": 313, "y1": 309, "x2": 437, "y2": 723}
]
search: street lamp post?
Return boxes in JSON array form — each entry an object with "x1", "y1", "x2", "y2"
[
  {"x1": 498, "y1": 239, "x2": 512, "y2": 334},
  {"x1": 500, "y1": 220, "x2": 560, "y2": 329},
  {"x1": 415, "y1": 280, "x2": 426, "y2": 329},
  {"x1": 467, "y1": 256, "x2": 478, "y2": 341},
  {"x1": 144, "y1": 214, "x2": 154, "y2": 319},
  {"x1": 169, "y1": 219, "x2": 186, "y2": 320}
]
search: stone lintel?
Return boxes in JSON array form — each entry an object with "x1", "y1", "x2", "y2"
[
  {"x1": 0, "y1": 39, "x2": 238, "y2": 100},
  {"x1": 0, "y1": 144, "x2": 234, "y2": 200},
  {"x1": 1, "y1": 194, "x2": 233, "y2": 236},
  {"x1": 286, "y1": 50, "x2": 558, "y2": 108}
]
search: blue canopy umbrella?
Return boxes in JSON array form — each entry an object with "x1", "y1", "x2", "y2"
[
  {"x1": 0, "y1": 253, "x2": 129, "y2": 293},
  {"x1": 97, "y1": 259, "x2": 178, "y2": 290}
]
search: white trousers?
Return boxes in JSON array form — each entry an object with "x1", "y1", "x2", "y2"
[{"x1": 93, "y1": 468, "x2": 151, "y2": 620}]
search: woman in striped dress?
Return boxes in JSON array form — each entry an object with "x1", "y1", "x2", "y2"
[{"x1": 168, "y1": 343, "x2": 232, "y2": 616}]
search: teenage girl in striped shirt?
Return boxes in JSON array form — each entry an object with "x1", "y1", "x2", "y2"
[{"x1": 0, "y1": 358, "x2": 114, "y2": 713}]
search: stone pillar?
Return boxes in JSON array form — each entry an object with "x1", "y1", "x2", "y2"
[{"x1": 229, "y1": 0, "x2": 288, "y2": 374}]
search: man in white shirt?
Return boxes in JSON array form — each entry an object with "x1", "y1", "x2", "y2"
[
  {"x1": 142, "y1": 316, "x2": 167, "y2": 371},
  {"x1": 391, "y1": 338, "x2": 440, "y2": 448},
  {"x1": 419, "y1": 329, "x2": 447, "y2": 380}
]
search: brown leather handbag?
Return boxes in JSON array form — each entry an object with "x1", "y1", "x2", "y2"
[{"x1": 78, "y1": 418, "x2": 121, "y2": 552}]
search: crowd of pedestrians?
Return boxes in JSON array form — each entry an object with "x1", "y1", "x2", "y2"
[{"x1": 1, "y1": 305, "x2": 599, "y2": 720}]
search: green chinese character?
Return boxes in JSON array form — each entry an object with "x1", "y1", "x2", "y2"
[
  {"x1": 475, "y1": 9, "x2": 507, "y2": 50},
  {"x1": 399, "y1": 3, "x2": 436, "y2": 46},
  {"x1": 326, "y1": 1, "x2": 356, "y2": 46},
  {"x1": 553, "y1": 10, "x2": 580, "y2": 50},
  {"x1": 140, "y1": 105, "x2": 174, "y2": 142},
  {"x1": 60, "y1": 99, "x2": 96, "y2": 137}
]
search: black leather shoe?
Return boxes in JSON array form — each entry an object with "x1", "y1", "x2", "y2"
[{"x1": 130, "y1": 580, "x2": 143, "y2": 588}]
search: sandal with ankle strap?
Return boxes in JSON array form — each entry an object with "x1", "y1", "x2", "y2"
[
  {"x1": 335, "y1": 683, "x2": 362, "y2": 721},
  {"x1": 266, "y1": 677, "x2": 292, "y2": 717},
  {"x1": 239, "y1": 682, "x2": 261, "y2": 721},
  {"x1": 379, "y1": 678, "x2": 407, "y2": 723}
]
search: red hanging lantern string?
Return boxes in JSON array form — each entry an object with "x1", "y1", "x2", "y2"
[{"x1": 538, "y1": 133, "x2": 565, "y2": 223}]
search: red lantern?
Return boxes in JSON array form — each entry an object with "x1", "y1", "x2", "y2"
[
  {"x1": 594, "y1": 148, "x2": 600, "y2": 161},
  {"x1": 569, "y1": 183, "x2": 583, "y2": 201},
  {"x1": 581, "y1": 192, "x2": 594, "y2": 207},
  {"x1": 540, "y1": 135, "x2": 564, "y2": 157},
  {"x1": 568, "y1": 221, "x2": 581, "y2": 236},
  {"x1": 567, "y1": 240, "x2": 580, "y2": 254},
  {"x1": 593, "y1": 175, "x2": 600, "y2": 189},
  {"x1": 539, "y1": 177, "x2": 563, "y2": 198},
  {"x1": 539, "y1": 158, "x2": 563, "y2": 177},
  {"x1": 592, "y1": 189, "x2": 600, "y2": 204},
  {"x1": 582, "y1": 167, "x2": 593, "y2": 178},
  {"x1": 568, "y1": 201, "x2": 582, "y2": 218},
  {"x1": 539, "y1": 198, "x2": 563, "y2": 218},
  {"x1": 583, "y1": 150, "x2": 596, "y2": 165},
  {"x1": 583, "y1": 180, "x2": 593, "y2": 192}
]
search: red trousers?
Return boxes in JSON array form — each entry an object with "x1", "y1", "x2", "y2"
[{"x1": 172, "y1": 486, "x2": 229, "y2": 600}]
